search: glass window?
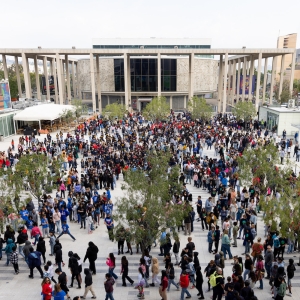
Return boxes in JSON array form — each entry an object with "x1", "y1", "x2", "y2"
[
  {"x1": 142, "y1": 60, "x2": 149, "y2": 75},
  {"x1": 149, "y1": 59, "x2": 156, "y2": 75},
  {"x1": 134, "y1": 59, "x2": 141, "y2": 75},
  {"x1": 149, "y1": 76, "x2": 157, "y2": 91}
]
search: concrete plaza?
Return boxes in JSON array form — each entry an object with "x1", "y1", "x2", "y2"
[{"x1": 0, "y1": 134, "x2": 299, "y2": 300}]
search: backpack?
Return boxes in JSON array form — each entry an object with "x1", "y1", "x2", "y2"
[
  {"x1": 209, "y1": 271, "x2": 222, "y2": 287},
  {"x1": 273, "y1": 237, "x2": 280, "y2": 248}
]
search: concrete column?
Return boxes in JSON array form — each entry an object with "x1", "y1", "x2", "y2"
[
  {"x1": 270, "y1": 56, "x2": 277, "y2": 104},
  {"x1": 95, "y1": 55, "x2": 101, "y2": 112},
  {"x1": 157, "y1": 53, "x2": 161, "y2": 96},
  {"x1": 72, "y1": 61, "x2": 76, "y2": 100},
  {"x1": 217, "y1": 55, "x2": 223, "y2": 112},
  {"x1": 237, "y1": 58, "x2": 241, "y2": 101},
  {"x1": 51, "y1": 58, "x2": 58, "y2": 104},
  {"x1": 65, "y1": 55, "x2": 71, "y2": 103},
  {"x1": 21, "y1": 53, "x2": 31, "y2": 98},
  {"x1": 222, "y1": 53, "x2": 229, "y2": 113},
  {"x1": 289, "y1": 50, "x2": 296, "y2": 94},
  {"x1": 232, "y1": 60, "x2": 237, "y2": 104},
  {"x1": 43, "y1": 57, "x2": 50, "y2": 100},
  {"x1": 89, "y1": 53, "x2": 96, "y2": 113},
  {"x1": 255, "y1": 52, "x2": 262, "y2": 110},
  {"x1": 26, "y1": 58, "x2": 32, "y2": 98},
  {"x1": 124, "y1": 54, "x2": 129, "y2": 108},
  {"x1": 2, "y1": 55, "x2": 8, "y2": 80},
  {"x1": 242, "y1": 56, "x2": 247, "y2": 101},
  {"x1": 278, "y1": 55, "x2": 286, "y2": 99},
  {"x1": 34, "y1": 56, "x2": 41, "y2": 100},
  {"x1": 249, "y1": 56, "x2": 255, "y2": 100},
  {"x1": 227, "y1": 61, "x2": 232, "y2": 100},
  {"x1": 76, "y1": 63, "x2": 79, "y2": 98},
  {"x1": 170, "y1": 95, "x2": 173, "y2": 109},
  {"x1": 60, "y1": 59, "x2": 65, "y2": 102},
  {"x1": 262, "y1": 58, "x2": 268, "y2": 103},
  {"x1": 14, "y1": 56, "x2": 22, "y2": 97},
  {"x1": 188, "y1": 53, "x2": 195, "y2": 101},
  {"x1": 55, "y1": 54, "x2": 64, "y2": 105}
]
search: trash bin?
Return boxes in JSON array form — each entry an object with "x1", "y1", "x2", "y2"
[{"x1": 0, "y1": 135, "x2": 4, "y2": 142}]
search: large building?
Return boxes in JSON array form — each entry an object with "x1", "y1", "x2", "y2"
[
  {"x1": 0, "y1": 41, "x2": 297, "y2": 113},
  {"x1": 77, "y1": 38, "x2": 218, "y2": 111},
  {"x1": 275, "y1": 33, "x2": 299, "y2": 81}
]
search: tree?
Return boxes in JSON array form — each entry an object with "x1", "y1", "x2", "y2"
[
  {"x1": 274, "y1": 80, "x2": 290, "y2": 103},
  {"x1": 232, "y1": 101, "x2": 256, "y2": 121},
  {"x1": 71, "y1": 99, "x2": 88, "y2": 119},
  {"x1": 113, "y1": 151, "x2": 188, "y2": 252},
  {"x1": 0, "y1": 153, "x2": 62, "y2": 216},
  {"x1": 142, "y1": 96, "x2": 170, "y2": 121},
  {"x1": 280, "y1": 89, "x2": 291, "y2": 104},
  {"x1": 236, "y1": 143, "x2": 300, "y2": 239},
  {"x1": 188, "y1": 96, "x2": 213, "y2": 121},
  {"x1": 102, "y1": 103, "x2": 127, "y2": 120},
  {"x1": 60, "y1": 109, "x2": 74, "y2": 124}
]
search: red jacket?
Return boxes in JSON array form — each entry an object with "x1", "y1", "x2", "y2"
[
  {"x1": 180, "y1": 274, "x2": 190, "y2": 288},
  {"x1": 42, "y1": 283, "x2": 52, "y2": 300},
  {"x1": 161, "y1": 276, "x2": 168, "y2": 291}
]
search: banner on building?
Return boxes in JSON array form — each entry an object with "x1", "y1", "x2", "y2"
[
  {"x1": 239, "y1": 75, "x2": 256, "y2": 95},
  {"x1": 0, "y1": 81, "x2": 12, "y2": 110}
]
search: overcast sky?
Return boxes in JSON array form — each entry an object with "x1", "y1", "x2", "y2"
[{"x1": 3, "y1": 0, "x2": 299, "y2": 50}]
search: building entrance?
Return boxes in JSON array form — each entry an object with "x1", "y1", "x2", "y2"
[{"x1": 138, "y1": 98, "x2": 152, "y2": 111}]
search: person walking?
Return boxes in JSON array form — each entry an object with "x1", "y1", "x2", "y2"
[
  {"x1": 2, "y1": 238, "x2": 15, "y2": 266},
  {"x1": 83, "y1": 242, "x2": 98, "y2": 275},
  {"x1": 120, "y1": 256, "x2": 134, "y2": 286},
  {"x1": 159, "y1": 270, "x2": 168, "y2": 300},
  {"x1": 15, "y1": 225, "x2": 28, "y2": 259},
  {"x1": 36, "y1": 236, "x2": 46, "y2": 264},
  {"x1": 180, "y1": 270, "x2": 192, "y2": 300},
  {"x1": 166, "y1": 262, "x2": 179, "y2": 291},
  {"x1": 68, "y1": 251, "x2": 81, "y2": 289},
  {"x1": 195, "y1": 266, "x2": 204, "y2": 299},
  {"x1": 52, "y1": 283, "x2": 66, "y2": 300},
  {"x1": 31, "y1": 222, "x2": 42, "y2": 246},
  {"x1": 41, "y1": 277, "x2": 53, "y2": 300},
  {"x1": 104, "y1": 273, "x2": 115, "y2": 300},
  {"x1": 28, "y1": 247, "x2": 43, "y2": 278},
  {"x1": 150, "y1": 256, "x2": 160, "y2": 287},
  {"x1": 81, "y1": 268, "x2": 97, "y2": 299},
  {"x1": 57, "y1": 221, "x2": 76, "y2": 241},
  {"x1": 106, "y1": 253, "x2": 118, "y2": 280},
  {"x1": 10, "y1": 246, "x2": 19, "y2": 274},
  {"x1": 55, "y1": 268, "x2": 71, "y2": 300},
  {"x1": 220, "y1": 230, "x2": 233, "y2": 260}
]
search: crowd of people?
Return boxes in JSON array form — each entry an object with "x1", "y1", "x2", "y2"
[{"x1": 0, "y1": 110, "x2": 299, "y2": 300}]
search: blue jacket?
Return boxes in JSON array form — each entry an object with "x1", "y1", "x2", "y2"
[
  {"x1": 28, "y1": 251, "x2": 42, "y2": 268},
  {"x1": 2, "y1": 239, "x2": 15, "y2": 254},
  {"x1": 207, "y1": 230, "x2": 214, "y2": 243}
]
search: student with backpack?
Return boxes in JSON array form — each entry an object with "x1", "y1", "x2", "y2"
[{"x1": 210, "y1": 268, "x2": 224, "y2": 300}]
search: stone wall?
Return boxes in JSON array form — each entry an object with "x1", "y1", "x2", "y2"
[{"x1": 77, "y1": 58, "x2": 115, "y2": 97}]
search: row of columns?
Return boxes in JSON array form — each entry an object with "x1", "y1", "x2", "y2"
[
  {"x1": 89, "y1": 52, "x2": 195, "y2": 113},
  {"x1": 218, "y1": 51, "x2": 297, "y2": 113},
  {"x1": 1, "y1": 54, "x2": 78, "y2": 105}
]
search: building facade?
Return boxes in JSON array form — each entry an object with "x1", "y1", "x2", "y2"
[{"x1": 77, "y1": 54, "x2": 218, "y2": 111}]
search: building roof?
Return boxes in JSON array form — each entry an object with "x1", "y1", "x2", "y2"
[
  {"x1": 262, "y1": 106, "x2": 300, "y2": 113},
  {"x1": 13, "y1": 104, "x2": 76, "y2": 122}
]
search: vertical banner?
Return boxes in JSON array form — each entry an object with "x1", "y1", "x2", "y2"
[
  {"x1": 239, "y1": 75, "x2": 256, "y2": 95},
  {"x1": 0, "y1": 81, "x2": 12, "y2": 110}
]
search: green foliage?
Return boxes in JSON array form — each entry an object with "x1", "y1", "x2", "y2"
[
  {"x1": 71, "y1": 99, "x2": 88, "y2": 118},
  {"x1": 188, "y1": 96, "x2": 213, "y2": 121},
  {"x1": 280, "y1": 89, "x2": 291, "y2": 104},
  {"x1": 113, "y1": 151, "x2": 188, "y2": 249},
  {"x1": 60, "y1": 109, "x2": 74, "y2": 123},
  {"x1": 102, "y1": 103, "x2": 127, "y2": 120},
  {"x1": 142, "y1": 96, "x2": 170, "y2": 121},
  {"x1": 237, "y1": 143, "x2": 300, "y2": 238},
  {"x1": 232, "y1": 101, "x2": 256, "y2": 121}
]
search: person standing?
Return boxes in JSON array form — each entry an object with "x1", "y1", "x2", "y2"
[
  {"x1": 125, "y1": 228, "x2": 133, "y2": 255},
  {"x1": 275, "y1": 275, "x2": 287, "y2": 300},
  {"x1": 180, "y1": 270, "x2": 192, "y2": 300},
  {"x1": 195, "y1": 266, "x2": 204, "y2": 299},
  {"x1": 28, "y1": 247, "x2": 43, "y2": 278},
  {"x1": 36, "y1": 236, "x2": 46, "y2": 264},
  {"x1": 115, "y1": 226, "x2": 126, "y2": 255},
  {"x1": 286, "y1": 258, "x2": 296, "y2": 296},
  {"x1": 120, "y1": 256, "x2": 134, "y2": 286},
  {"x1": 68, "y1": 251, "x2": 81, "y2": 289},
  {"x1": 104, "y1": 213, "x2": 114, "y2": 241},
  {"x1": 83, "y1": 242, "x2": 98, "y2": 275},
  {"x1": 81, "y1": 268, "x2": 97, "y2": 299},
  {"x1": 15, "y1": 225, "x2": 28, "y2": 259},
  {"x1": 264, "y1": 245, "x2": 274, "y2": 279},
  {"x1": 52, "y1": 283, "x2": 66, "y2": 300},
  {"x1": 211, "y1": 268, "x2": 224, "y2": 300},
  {"x1": 57, "y1": 221, "x2": 76, "y2": 241},
  {"x1": 104, "y1": 273, "x2": 115, "y2": 300},
  {"x1": 53, "y1": 208, "x2": 62, "y2": 234},
  {"x1": 220, "y1": 230, "x2": 233, "y2": 260},
  {"x1": 150, "y1": 257, "x2": 160, "y2": 287},
  {"x1": 31, "y1": 222, "x2": 42, "y2": 246},
  {"x1": 40, "y1": 214, "x2": 50, "y2": 238},
  {"x1": 41, "y1": 277, "x2": 53, "y2": 300}
]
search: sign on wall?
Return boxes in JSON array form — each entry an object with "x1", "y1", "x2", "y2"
[
  {"x1": 0, "y1": 81, "x2": 12, "y2": 110},
  {"x1": 239, "y1": 75, "x2": 256, "y2": 95}
]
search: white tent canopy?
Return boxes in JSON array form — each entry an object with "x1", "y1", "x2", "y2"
[{"x1": 13, "y1": 104, "x2": 76, "y2": 122}]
